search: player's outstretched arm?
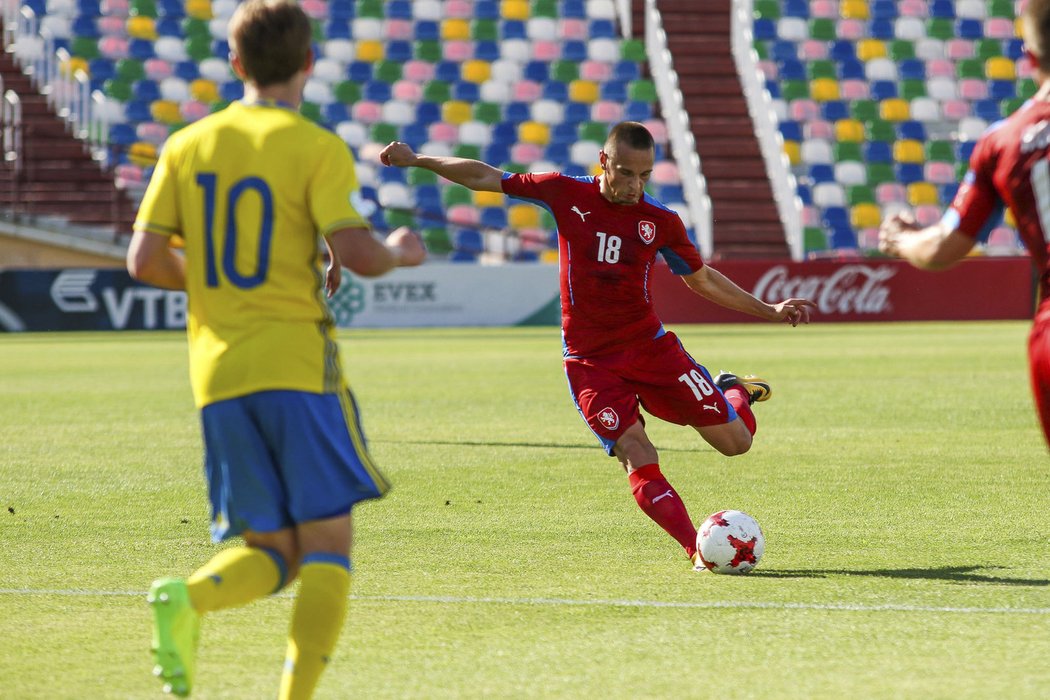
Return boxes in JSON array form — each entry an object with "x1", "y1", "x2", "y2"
[
  {"x1": 380, "y1": 141, "x2": 504, "y2": 193},
  {"x1": 683, "y1": 265, "x2": 814, "y2": 326},
  {"x1": 878, "y1": 212, "x2": 975, "y2": 271},
  {"x1": 328, "y1": 225, "x2": 426, "y2": 279},
  {"x1": 127, "y1": 229, "x2": 186, "y2": 290}
]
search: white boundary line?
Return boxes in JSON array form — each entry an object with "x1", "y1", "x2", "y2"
[{"x1": 1, "y1": 588, "x2": 1048, "y2": 615}]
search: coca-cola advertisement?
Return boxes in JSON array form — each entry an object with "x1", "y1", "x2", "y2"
[{"x1": 651, "y1": 258, "x2": 1034, "y2": 323}]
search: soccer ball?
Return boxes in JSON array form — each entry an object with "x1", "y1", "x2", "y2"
[{"x1": 696, "y1": 510, "x2": 765, "y2": 574}]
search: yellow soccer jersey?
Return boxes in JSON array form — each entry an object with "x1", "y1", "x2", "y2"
[{"x1": 134, "y1": 100, "x2": 369, "y2": 407}]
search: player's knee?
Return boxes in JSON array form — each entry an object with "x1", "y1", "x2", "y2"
[{"x1": 717, "y1": 435, "x2": 752, "y2": 457}]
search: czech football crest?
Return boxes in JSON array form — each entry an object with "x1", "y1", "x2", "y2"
[
  {"x1": 597, "y1": 407, "x2": 620, "y2": 430},
  {"x1": 638, "y1": 220, "x2": 656, "y2": 244}
]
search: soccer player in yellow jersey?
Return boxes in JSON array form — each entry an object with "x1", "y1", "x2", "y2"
[{"x1": 126, "y1": 1, "x2": 425, "y2": 696}]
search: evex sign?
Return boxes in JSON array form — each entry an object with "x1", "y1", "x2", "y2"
[{"x1": 651, "y1": 257, "x2": 1033, "y2": 323}]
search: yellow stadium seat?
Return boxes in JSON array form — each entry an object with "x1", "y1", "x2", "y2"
[
  {"x1": 783, "y1": 140, "x2": 801, "y2": 166},
  {"x1": 1016, "y1": 17, "x2": 1024, "y2": 38},
  {"x1": 893, "y1": 139, "x2": 925, "y2": 163},
  {"x1": 1005, "y1": 208, "x2": 1017, "y2": 227},
  {"x1": 475, "y1": 190, "x2": 505, "y2": 207},
  {"x1": 857, "y1": 39, "x2": 886, "y2": 61},
  {"x1": 150, "y1": 99, "x2": 181, "y2": 124},
  {"x1": 62, "y1": 56, "x2": 89, "y2": 78},
  {"x1": 519, "y1": 121, "x2": 550, "y2": 145},
  {"x1": 907, "y1": 183, "x2": 939, "y2": 206},
  {"x1": 840, "y1": 0, "x2": 869, "y2": 20},
  {"x1": 509, "y1": 204, "x2": 540, "y2": 229},
  {"x1": 879, "y1": 98, "x2": 910, "y2": 121},
  {"x1": 810, "y1": 78, "x2": 840, "y2": 102},
  {"x1": 356, "y1": 40, "x2": 384, "y2": 62},
  {"x1": 461, "y1": 60, "x2": 491, "y2": 84},
  {"x1": 501, "y1": 0, "x2": 529, "y2": 20},
  {"x1": 126, "y1": 16, "x2": 157, "y2": 40},
  {"x1": 184, "y1": 0, "x2": 212, "y2": 20},
  {"x1": 850, "y1": 203, "x2": 882, "y2": 229},
  {"x1": 441, "y1": 100, "x2": 472, "y2": 125},
  {"x1": 568, "y1": 80, "x2": 599, "y2": 104},
  {"x1": 835, "y1": 119, "x2": 865, "y2": 142},
  {"x1": 986, "y1": 56, "x2": 1016, "y2": 81},
  {"x1": 189, "y1": 78, "x2": 218, "y2": 103},
  {"x1": 540, "y1": 249, "x2": 559, "y2": 263},
  {"x1": 129, "y1": 141, "x2": 158, "y2": 167},
  {"x1": 590, "y1": 163, "x2": 603, "y2": 177},
  {"x1": 441, "y1": 18, "x2": 470, "y2": 41}
]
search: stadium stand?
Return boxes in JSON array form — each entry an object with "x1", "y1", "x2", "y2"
[{"x1": 753, "y1": 0, "x2": 1027, "y2": 256}]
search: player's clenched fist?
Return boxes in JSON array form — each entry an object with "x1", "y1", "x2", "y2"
[{"x1": 380, "y1": 142, "x2": 418, "y2": 168}]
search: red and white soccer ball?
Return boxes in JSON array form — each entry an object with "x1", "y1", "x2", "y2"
[{"x1": 696, "y1": 510, "x2": 765, "y2": 574}]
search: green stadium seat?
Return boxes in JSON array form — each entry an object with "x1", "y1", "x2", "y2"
[
  {"x1": 628, "y1": 80, "x2": 657, "y2": 102},
  {"x1": 804, "y1": 227, "x2": 828, "y2": 252},
  {"x1": 956, "y1": 58, "x2": 985, "y2": 79},
  {"x1": 300, "y1": 101, "x2": 322, "y2": 123},
  {"x1": 579, "y1": 121, "x2": 608, "y2": 142},
  {"x1": 866, "y1": 162, "x2": 895, "y2": 185},
  {"x1": 974, "y1": 38, "x2": 1003, "y2": 60},
  {"x1": 846, "y1": 185, "x2": 875, "y2": 205},
  {"x1": 808, "y1": 18, "x2": 836, "y2": 41},
  {"x1": 356, "y1": 0, "x2": 385, "y2": 19},
  {"x1": 334, "y1": 81, "x2": 361, "y2": 104},
  {"x1": 888, "y1": 40, "x2": 915, "y2": 61},
  {"x1": 71, "y1": 36, "x2": 100, "y2": 60},
  {"x1": 409, "y1": 169, "x2": 438, "y2": 186},
  {"x1": 849, "y1": 99, "x2": 877, "y2": 122},
  {"x1": 370, "y1": 123, "x2": 398, "y2": 144},
  {"x1": 925, "y1": 141, "x2": 955, "y2": 162},
  {"x1": 129, "y1": 0, "x2": 157, "y2": 18},
  {"x1": 414, "y1": 40, "x2": 441, "y2": 63},
  {"x1": 443, "y1": 186, "x2": 473, "y2": 207},
  {"x1": 551, "y1": 60, "x2": 579, "y2": 83},
  {"x1": 422, "y1": 81, "x2": 451, "y2": 103},
  {"x1": 833, "y1": 142, "x2": 863, "y2": 162},
  {"x1": 454, "y1": 144, "x2": 481, "y2": 160},
  {"x1": 385, "y1": 209, "x2": 416, "y2": 228},
  {"x1": 866, "y1": 120, "x2": 896, "y2": 142},
  {"x1": 422, "y1": 227, "x2": 453, "y2": 254},
  {"x1": 806, "y1": 60, "x2": 836, "y2": 80},
  {"x1": 116, "y1": 58, "x2": 145, "y2": 82},
  {"x1": 781, "y1": 80, "x2": 809, "y2": 101},
  {"x1": 531, "y1": 0, "x2": 559, "y2": 18},
  {"x1": 472, "y1": 20, "x2": 499, "y2": 41},
  {"x1": 899, "y1": 80, "x2": 927, "y2": 100},
  {"x1": 374, "y1": 60, "x2": 402, "y2": 83},
  {"x1": 473, "y1": 102, "x2": 502, "y2": 124},
  {"x1": 753, "y1": 0, "x2": 780, "y2": 20},
  {"x1": 926, "y1": 18, "x2": 955, "y2": 41},
  {"x1": 621, "y1": 39, "x2": 646, "y2": 62}
]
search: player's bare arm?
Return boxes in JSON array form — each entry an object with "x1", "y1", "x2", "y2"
[
  {"x1": 380, "y1": 141, "x2": 504, "y2": 193},
  {"x1": 878, "y1": 212, "x2": 976, "y2": 271},
  {"x1": 683, "y1": 265, "x2": 814, "y2": 326},
  {"x1": 127, "y1": 229, "x2": 187, "y2": 290},
  {"x1": 327, "y1": 225, "x2": 426, "y2": 278}
]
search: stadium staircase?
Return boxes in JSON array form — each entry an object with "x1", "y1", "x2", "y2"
[
  {"x1": 655, "y1": 0, "x2": 789, "y2": 259},
  {"x1": 0, "y1": 43, "x2": 133, "y2": 234}
]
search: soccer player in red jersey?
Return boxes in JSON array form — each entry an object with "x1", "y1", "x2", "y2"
[
  {"x1": 381, "y1": 123, "x2": 814, "y2": 568},
  {"x1": 879, "y1": 0, "x2": 1050, "y2": 450}
]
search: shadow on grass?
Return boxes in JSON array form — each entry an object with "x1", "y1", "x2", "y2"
[
  {"x1": 751, "y1": 565, "x2": 1049, "y2": 587},
  {"x1": 374, "y1": 438, "x2": 698, "y2": 453}
]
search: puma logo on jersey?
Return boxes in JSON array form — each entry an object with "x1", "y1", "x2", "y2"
[
  {"x1": 571, "y1": 206, "x2": 591, "y2": 221},
  {"x1": 703, "y1": 404, "x2": 721, "y2": 414},
  {"x1": 651, "y1": 489, "x2": 674, "y2": 503}
]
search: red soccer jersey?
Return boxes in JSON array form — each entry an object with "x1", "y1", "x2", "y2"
[
  {"x1": 951, "y1": 100, "x2": 1050, "y2": 303},
  {"x1": 501, "y1": 172, "x2": 704, "y2": 357}
]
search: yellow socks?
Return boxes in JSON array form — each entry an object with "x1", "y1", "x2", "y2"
[
  {"x1": 278, "y1": 553, "x2": 351, "y2": 700},
  {"x1": 186, "y1": 546, "x2": 287, "y2": 614}
]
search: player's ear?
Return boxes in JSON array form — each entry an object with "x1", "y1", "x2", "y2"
[
  {"x1": 229, "y1": 52, "x2": 247, "y2": 80},
  {"x1": 303, "y1": 46, "x2": 315, "y2": 74},
  {"x1": 599, "y1": 150, "x2": 608, "y2": 170}
]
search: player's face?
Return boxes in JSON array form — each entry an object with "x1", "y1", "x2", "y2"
[{"x1": 599, "y1": 145, "x2": 654, "y2": 205}]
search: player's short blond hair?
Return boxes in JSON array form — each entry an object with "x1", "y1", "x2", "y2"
[
  {"x1": 1024, "y1": 0, "x2": 1050, "y2": 73},
  {"x1": 228, "y1": 0, "x2": 311, "y2": 87}
]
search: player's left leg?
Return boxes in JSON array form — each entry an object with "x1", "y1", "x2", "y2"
[
  {"x1": 279, "y1": 514, "x2": 353, "y2": 700},
  {"x1": 1027, "y1": 309, "x2": 1050, "y2": 449}
]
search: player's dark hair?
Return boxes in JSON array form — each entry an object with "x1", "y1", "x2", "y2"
[
  {"x1": 1025, "y1": 0, "x2": 1050, "y2": 73},
  {"x1": 228, "y1": 0, "x2": 312, "y2": 87},
  {"x1": 606, "y1": 121, "x2": 655, "y2": 153}
]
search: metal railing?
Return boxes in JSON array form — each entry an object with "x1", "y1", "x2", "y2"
[
  {"x1": 3, "y1": 87, "x2": 23, "y2": 219},
  {"x1": 644, "y1": 0, "x2": 714, "y2": 259},
  {"x1": 731, "y1": 0, "x2": 804, "y2": 261}
]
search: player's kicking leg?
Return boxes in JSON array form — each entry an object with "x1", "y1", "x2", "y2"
[{"x1": 148, "y1": 578, "x2": 200, "y2": 697}]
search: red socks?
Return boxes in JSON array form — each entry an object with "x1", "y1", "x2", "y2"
[
  {"x1": 724, "y1": 386, "x2": 756, "y2": 436},
  {"x1": 628, "y1": 463, "x2": 697, "y2": 557}
]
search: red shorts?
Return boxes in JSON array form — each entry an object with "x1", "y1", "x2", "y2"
[
  {"x1": 564, "y1": 330, "x2": 738, "y2": 454},
  {"x1": 1028, "y1": 304, "x2": 1050, "y2": 449}
]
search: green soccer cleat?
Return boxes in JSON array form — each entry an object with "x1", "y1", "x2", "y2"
[
  {"x1": 148, "y1": 578, "x2": 199, "y2": 697},
  {"x1": 713, "y1": 371, "x2": 772, "y2": 405}
]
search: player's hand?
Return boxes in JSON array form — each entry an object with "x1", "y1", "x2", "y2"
[
  {"x1": 772, "y1": 298, "x2": 815, "y2": 327},
  {"x1": 878, "y1": 211, "x2": 921, "y2": 257},
  {"x1": 387, "y1": 226, "x2": 427, "y2": 267},
  {"x1": 324, "y1": 257, "x2": 342, "y2": 297},
  {"x1": 380, "y1": 142, "x2": 418, "y2": 168}
]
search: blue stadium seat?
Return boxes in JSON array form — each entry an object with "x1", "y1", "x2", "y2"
[
  {"x1": 453, "y1": 229, "x2": 484, "y2": 253},
  {"x1": 174, "y1": 61, "x2": 199, "y2": 81},
  {"x1": 124, "y1": 99, "x2": 152, "y2": 123},
  {"x1": 128, "y1": 39, "x2": 155, "y2": 60},
  {"x1": 939, "y1": 183, "x2": 959, "y2": 201},
  {"x1": 416, "y1": 185, "x2": 442, "y2": 214},
  {"x1": 957, "y1": 141, "x2": 977, "y2": 161},
  {"x1": 155, "y1": 16, "x2": 182, "y2": 37},
  {"x1": 324, "y1": 103, "x2": 349, "y2": 124},
  {"x1": 524, "y1": 61, "x2": 548, "y2": 83},
  {"x1": 434, "y1": 61, "x2": 460, "y2": 83},
  {"x1": 809, "y1": 164, "x2": 835, "y2": 183},
  {"x1": 562, "y1": 0, "x2": 586, "y2": 18},
  {"x1": 821, "y1": 100, "x2": 848, "y2": 122},
  {"x1": 449, "y1": 250, "x2": 479, "y2": 262},
  {"x1": 771, "y1": 40, "x2": 797, "y2": 62},
  {"x1": 863, "y1": 141, "x2": 893, "y2": 162},
  {"x1": 957, "y1": 19, "x2": 983, "y2": 39},
  {"x1": 505, "y1": 102, "x2": 530, "y2": 123},
  {"x1": 625, "y1": 101, "x2": 653, "y2": 121},
  {"x1": 753, "y1": 19, "x2": 776, "y2": 41},
  {"x1": 551, "y1": 122, "x2": 577, "y2": 145},
  {"x1": 657, "y1": 184, "x2": 684, "y2": 202},
  {"x1": 109, "y1": 123, "x2": 137, "y2": 146},
  {"x1": 778, "y1": 59, "x2": 806, "y2": 81},
  {"x1": 544, "y1": 143, "x2": 569, "y2": 163},
  {"x1": 475, "y1": 0, "x2": 500, "y2": 20},
  {"x1": 132, "y1": 80, "x2": 160, "y2": 102},
  {"x1": 220, "y1": 81, "x2": 244, "y2": 100},
  {"x1": 930, "y1": 0, "x2": 955, "y2": 18},
  {"x1": 415, "y1": 21, "x2": 439, "y2": 41},
  {"x1": 89, "y1": 58, "x2": 115, "y2": 82},
  {"x1": 838, "y1": 58, "x2": 865, "y2": 80},
  {"x1": 72, "y1": 15, "x2": 100, "y2": 37},
  {"x1": 492, "y1": 122, "x2": 518, "y2": 145},
  {"x1": 363, "y1": 81, "x2": 391, "y2": 102},
  {"x1": 613, "y1": 61, "x2": 641, "y2": 82},
  {"x1": 601, "y1": 81, "x2": 628, "y2": 102},
  {"x1": 213, "y1": 40, "x2": 230, "y2": 57},
  {"x1": 562, "y1": 41, "x2": 588, "y2": 62},
  {"x1": 988, "y1": 81, "x2": 1016, "y2": 101},
  {"x1": 481, "y1": 208, "x2": 508, "y2": 229},
  {"x1": 869, "y1": 19, "x2": 894, "y2": 39},
  {"x1": 502, "y1": 20, "x2": 526, "y2": 39},
  {"x1": 157, "y1": 0, "x2": 184, "y2": 16},
  {"x1": 765, "y1": 80, "x2": 781, "y2": 98},
  {"x1": 896, "y1": 121, "x2": 926, "y2": 140},
  {"x1": 796, "y1": 183, "x2": 812, "y2": 205},
  {"x1": 514, "y1": 250, "x2": 540, "y2": 262},
  {"x1": 325, "y1": 19, "x2": 351, "y2": 39},
  {"x1": 76, "y1": 0, "x2": 100, "y2": 14},
  {"x1": 870, "y1": 81, "x2": 898, "y2": 100},
  {"x1": 379, "y1": 167, "x2": 406, "y2": 184},
  {"x1": 783, "y1": 0, "x2": 809, "y2": 17},
  {"x1": 870, "y1": 0, "x2": 898, "y2": 19},
  {"x1": 543, "y1": 81, "x2": 568, "y2": 101},
  {"x1": 475, "y1": 40, "x2": 500, "y2": 62},
  {"x1": 830, "y1": 41, "x2": 856, "y2": 61},
  {"x1": 779, "y1": 120, "x2": 802, "y2": 141},
  {"x1": 484, "y1": 143, "x2": 511, "y2": 164},
  {"x1": 416, "y1": 102, "x2": 440, "y2": 123},
  {"x1": 563, "y1": 164, "x2": 588, "y2": 177},
  {"x1": 828, "y1": 222, "x2": 857, "y2": 248},
  {"x1": 899, "y1": 59, "x2": 925, "y2": 80},
  {"x1": 896, "y1": 163, "x2": 924, "y2": 184},
  {"x1": 329, "y1": 0, "x2": 354, "y2": 20},
  {"x1": 386, "y1": 41, "x2": 412, "y2": 62},
  {"x1": 589, "y1": 20, "x2": 616, "y2": 39},
  {"x1": 973, "y1": 99, "x2": 1002, "y2": 121},
  {"x1": 452, "y1": 82, "x2": 480, "y2": 102},
  {"x1": 1006, "y1": 39, "x2": 1025, "y2": 60},
  {"x1": 400, "y1": 122, "x2": 428, "y2": 147},
  {"x1": 386, "y1": 0, "x2": 412, "y2": 19}
]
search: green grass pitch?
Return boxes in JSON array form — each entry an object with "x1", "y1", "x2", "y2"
[{"x1": 2, "y1": 321, "x2": 1049, "y2": 698}]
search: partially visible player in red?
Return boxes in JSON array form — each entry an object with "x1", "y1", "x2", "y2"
[
  {"x1": 879, "y1": 0, "x2": 1050, "y2": 450},
  {"x1": 381, "y1": 122, "x2": 815, "y2": 569}
]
